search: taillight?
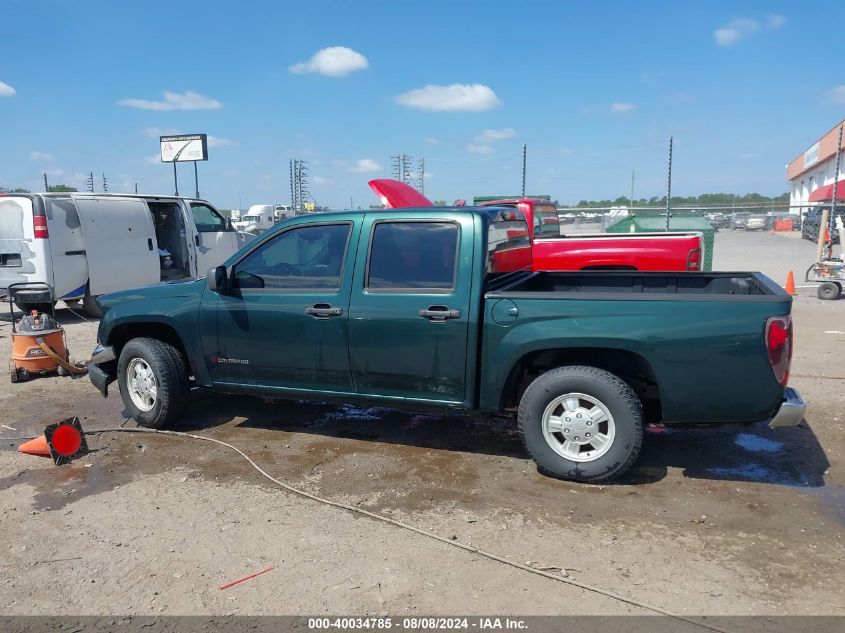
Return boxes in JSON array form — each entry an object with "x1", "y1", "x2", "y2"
[
  {"x1": 765, "y1": 316, "x2": 792, "y2": 386},
  {"x1": 686, "y1": 248, "x2": 701, "y2": 271},
  {"x1": 33, "y1": 215, "x2": 49, "y2": 239}
]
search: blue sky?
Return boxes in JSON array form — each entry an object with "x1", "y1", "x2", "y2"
[{"x1": 2, "y1": 0, "x2": 844, "y2": 209}]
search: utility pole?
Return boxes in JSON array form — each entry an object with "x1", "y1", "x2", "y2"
[
  {"x1": 390, "y1": 154, "x2": 418, "y2": 188},
  {"x1": 417, "y1": 158, "x2": 425, "y2": 195},
  {"x1": 134, "y1": 182, "x2": 138, "y2": 194},
  {"x1": 290, "y1": 159, "x2": 309, "y2": 214},
  {"x1": 630, "y1": 170, "x2": 635, "y2": 210},
  {"x1": 43, "y1": 173, "x2": 48, "y2": 192},
  {"x1": 102, "y1": 173, "x2": 108, "y2": 193},
  {"x1": 665, "y1": 137, "x2": 673, "y2": 231},
  {"x1": 86, "y1": 172, "x2": 95, "y2": 193},
  {"x1": 521, "y1": 144, "x2": 527, "y2": 197}
]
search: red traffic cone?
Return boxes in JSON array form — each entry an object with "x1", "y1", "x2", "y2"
[{"x1": 784, "y1": 271, "x2": 797, "y2": 296}]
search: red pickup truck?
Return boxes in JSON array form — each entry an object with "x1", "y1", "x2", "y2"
[{"x1": 368, "y1": 180, "x2": 704, "y2": 272}]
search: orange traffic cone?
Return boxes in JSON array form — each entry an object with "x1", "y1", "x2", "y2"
[
  {"x1": 784, "y1": 271, "x2": 797, "y2": 296},
  {"x1": 18, "y1": 435, "x2": 51, "y2": 457},
  {"x1": 17, "y1": 417, "x2": 88, "y2": 464}
]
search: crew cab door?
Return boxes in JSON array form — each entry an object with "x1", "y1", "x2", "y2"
[
  {"x1": 73, "y1": 197, "x2": 159, "y2": 295},
  {"x1": 188, "y1": 201, "x2": 239, "y2": 275},
  {"x1": 200, "y1": 217, "x2": 359, "y2": 391},
  {"x1": 347, "y1": 212, "x2": 475, "y2": 403}
]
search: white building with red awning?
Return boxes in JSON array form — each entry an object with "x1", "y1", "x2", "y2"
[{"x1": 787, "y1": 118, "x2": 845, "y2": 212}]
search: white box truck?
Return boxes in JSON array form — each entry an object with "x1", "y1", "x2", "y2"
[{"x1": 0, "y1": 193, "x2": 253, "y2": 316}]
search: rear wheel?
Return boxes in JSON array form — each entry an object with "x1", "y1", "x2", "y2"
[
  {"x1": 518, "y1": 366, "x2": 644, "y2": 483},
  {"x1": 117, "y1": 338, "x2": 189, "y2": 428},
  {"x1": 818, "y1": 282, "x2": 841, "y2": 301}
]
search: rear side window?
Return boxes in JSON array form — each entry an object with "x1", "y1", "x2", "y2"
[
  {"x1": 367, "y1": 222, "x2": 458, "y2": 291},
  {"x1": 533, "y1": 204, "x2": 561, "y2": 237},
  {"x1": 487, "y1": 215, "x2": 532, "y2": 275},
  {"x1": 233, "y1": 223, "x2": 351, "y2": 290}
]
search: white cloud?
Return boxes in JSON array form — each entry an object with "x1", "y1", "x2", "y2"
[
  {"x1": 474, "y1": 128, "x2": 515, "y2": 142},
  {"x1": 143, "y1": 127, "x2": 180, "y2": 138},
  {"x1": 312, "y1": 175, "x2": 332, "y2": 185},
  {"x1": 30, "y1": 151, "x2": 54, "y2": 161},
  {"x1": 207, "y1": 135, "x2": 232, "y2": 148},
  {"x1": 289, "y1": 46, "x2": 369, "y2": 77},
  {"x1": 611, "y1": 102, "x2": 635, "y2": 113},
  {"x1": 0, "y1": 81, "x2": 16, "y2": 97},
  {"x1": 395, "y1": 83, "x2": 501, "y2": 112},
  {"x1": 714, "y1": 14, "x2": 785, "y2": 46},
  {"x1": 425, "y1": 137, "x2": 441, "y2": 145},
  {"x1": 347, "y1": 158, "x2": 381, "y2": 173},
  {"x1": 119, "y1": 90, "x2": 222, "y2": 111},
  {"x1": 146, "y1": 154, "x2": 162, "y2": 165},
  {"x1": 466, "y1": 143, "x2": 494, "y2": 155},
  {"x1": 829, "y1": 85, "x2": 845, "y2": 104}
]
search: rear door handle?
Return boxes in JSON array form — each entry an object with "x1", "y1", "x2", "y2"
[
  {"x1": 195, "y1": 235, "x2": 200, "y2": 247},
  {"x1": 418, "y1": 305, "x2": 461, "y2": 322},
  {"x1": 305, "y1": 303, "x2": 343, "y2": 319},
  {"x1": 147, "y1": 238, "x2": 154, "y2": 251}
]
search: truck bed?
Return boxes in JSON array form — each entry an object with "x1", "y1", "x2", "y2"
[
  {"x1": 480, "y1": 271, "x2": 791, "y2": 424},
  {"x1": 488, "y1": 271, "x2": 787, "y2": 300}
]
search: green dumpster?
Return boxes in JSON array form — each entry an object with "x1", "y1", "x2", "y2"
[{"x1": 606, "y1": 214, "x2": 715, "y2": 271}]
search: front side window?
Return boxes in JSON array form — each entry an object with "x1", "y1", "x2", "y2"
[
  {"x1": 367, "y1": 222, "x2": 458, "y2": 291},
  {"x1": 233, "y1": 223, "x2": 351, "y2": 290},
  {"x1": 190, "y1": 202, "x2": 227, "y2": 233}
]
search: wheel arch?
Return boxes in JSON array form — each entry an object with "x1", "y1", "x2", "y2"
[
  {"x1": 500, "y1": 347, "x2": 662, "y2": 422},
  {"x1": 107, "y1": 322, "x2": 193, "y2": 377}
]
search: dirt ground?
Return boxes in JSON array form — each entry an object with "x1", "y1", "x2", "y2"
[{"x1": 0, "y1": 230, "x2": 843, "y2": 617}]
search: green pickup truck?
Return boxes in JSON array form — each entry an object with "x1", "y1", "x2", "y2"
[{"x1": 88, "y1": 207, "x2": 805, "y2": 482}]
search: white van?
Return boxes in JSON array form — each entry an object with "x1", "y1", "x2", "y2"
[{"x1": 0, "y1": 193, "x2": 253, "y2": 316}]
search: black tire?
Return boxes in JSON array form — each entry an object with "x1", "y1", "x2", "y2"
[
  {"x1": 517, "y1": 366, "x2": 644, "y2": 483},
  {"x1": 82, "y1": 292, "x2": 102, "y2": 318},
  {"x1": 817, "y1": 282, "x2": 841, "y2": 301},
  {"x1": 117, "y1": 337, "x2": 189, "y2": 428}
]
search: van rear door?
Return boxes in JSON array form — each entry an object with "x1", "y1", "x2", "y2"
[
  {"x1": 73, "y1": 197, "x2": 159, "y2": 294},
  {"x1": 0, "y1": 195, "x2": 51, "y2": 293}
]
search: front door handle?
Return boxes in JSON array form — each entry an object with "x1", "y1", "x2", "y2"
[
  {"x1": 418, "y1": 305, "x2": 461, "y2": 322},
  {"x1": 305, "y1": 303, "x2": 343, "y2": 319}
]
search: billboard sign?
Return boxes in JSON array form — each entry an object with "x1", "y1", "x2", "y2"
[{"x1": 160, "y1": 134, "x2": 208, "y2": 162}]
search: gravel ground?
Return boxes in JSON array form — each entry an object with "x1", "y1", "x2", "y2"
[{"x1": 0, "y1": 232, "x2": 842, "y2": 617}]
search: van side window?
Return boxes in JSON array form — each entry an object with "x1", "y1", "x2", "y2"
[
  {"x1": 367, "y1": 222, "x2": 458, "y2": 291},
  {"x1": 190, "y1": 202, "x2": 227, "y2": 233},
  {"x1": 233, "y1": 223, "x2": 351, "y2": 290}
]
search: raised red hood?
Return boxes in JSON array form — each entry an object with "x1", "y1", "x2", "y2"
[{"x1": 368, "y1": 179, "x2": 433, "y2": 208}]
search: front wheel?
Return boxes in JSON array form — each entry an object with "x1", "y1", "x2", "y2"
[
  {"x1": 117, "y1": 338, "x2": 189, "y2": 428},
  {"x1": 518, "y1": 366, "x2": 644, "y2": 482}
]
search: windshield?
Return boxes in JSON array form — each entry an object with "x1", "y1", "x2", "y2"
[{"x1": 533, "y1": 204, "x2": 561, "y2": 237}]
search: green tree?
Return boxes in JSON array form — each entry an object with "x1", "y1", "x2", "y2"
[{"x1": 47, "y1": 184, "x2": 78, "y2": 192}]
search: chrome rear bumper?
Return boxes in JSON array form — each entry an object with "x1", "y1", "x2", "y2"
[{"x1": 769, "y1": 387, "x2": 806, "y2": 428}]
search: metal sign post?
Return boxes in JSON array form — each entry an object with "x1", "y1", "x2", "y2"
[
  {"x1": 159, "y1": 134, "x2": 208, "y2": 198},
  {"x1": 666, "y1": 137, "x2": 673, "y2": 231}
]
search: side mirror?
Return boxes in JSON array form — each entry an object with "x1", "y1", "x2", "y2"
[{"x1": 207, "y1": 266, "x2": 229, "y2": 293}]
